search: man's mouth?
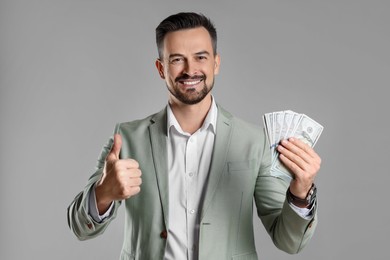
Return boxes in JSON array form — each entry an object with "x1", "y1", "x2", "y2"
[
  {"x1": 179, "y1": 79, "x2": 203, "y2": 86},
  {"x1": 176, "y1": 75, "x2": 205, "y2": 88}
]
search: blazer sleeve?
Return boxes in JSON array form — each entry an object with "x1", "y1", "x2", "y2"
[
  {"x1": 254, "y1": 129, "x2": 318, "y2": 254},
  {"x1": 67, "y1": 126, "x2": 122, "y2": 241}
]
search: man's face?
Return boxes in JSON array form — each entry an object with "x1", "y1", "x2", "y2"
[{"x1": 156, "y1": 27, "x2": 220, "y2": 105}]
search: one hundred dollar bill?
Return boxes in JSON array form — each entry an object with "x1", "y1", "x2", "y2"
[{"x1": 263, "y1": 111, "x2": 323, "y2": 181}]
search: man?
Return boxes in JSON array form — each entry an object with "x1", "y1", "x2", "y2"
[{"x1": 68, "y1": 12, "x2": 321, "y2": 260}]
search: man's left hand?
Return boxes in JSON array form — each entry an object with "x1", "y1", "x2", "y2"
[{"x1": 277, "y1": 138, "x2": 321, "y2": 199}]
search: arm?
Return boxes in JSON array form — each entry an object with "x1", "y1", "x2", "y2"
[
  {"x1": 67, "y1": 134, "x2": 120, "y2": 240},
  {"x1": 255, "y1": 175, "x2": 317, "y2": 254},
  {"x1": 67, "y1": 132, "x2": 142, "y2": 240},
  {"x1": 255, "y1": 137, "x2": 319, "y2": 254},
  {"x1": 67, "y1": 178, "x2": 122, "y2": 241},
  {"x1": 88, "y1": 184, "x2": 115, "y2": 222}
]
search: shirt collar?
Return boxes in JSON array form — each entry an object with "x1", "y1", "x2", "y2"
[{"x1": 167, "y1": 96, "x2": 218, "y2": 137}]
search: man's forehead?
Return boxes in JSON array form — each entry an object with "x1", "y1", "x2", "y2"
[{"x1": 163, "y1": 27, "x2": 213, "y2": 49}]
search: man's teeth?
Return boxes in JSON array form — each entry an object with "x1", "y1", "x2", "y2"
[{"x1": 182, "y1": 80, "x2": 201, "y2": 85}]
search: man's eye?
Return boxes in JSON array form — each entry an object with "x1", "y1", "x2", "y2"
[
  {"x1": 197, "y1": 56, "x2": 207, "y2": 60},
  {"x1": 170, "y1": 58, "x2": 184, "y2": 64}
]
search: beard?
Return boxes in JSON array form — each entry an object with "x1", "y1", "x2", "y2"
[{"x1": 167, "y1": 74, "x2": 214, "y2": 105}]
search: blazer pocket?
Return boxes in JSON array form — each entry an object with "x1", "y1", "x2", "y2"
[
  {"x1": 231, "y1": 251, "x2": 258, "y2": 260},
  {"x1": 228, "y1": 159, "x2": 256, "y2": 173},
  {"x1": 226, "y1": 160, "x2": 257, "y2": 190}
]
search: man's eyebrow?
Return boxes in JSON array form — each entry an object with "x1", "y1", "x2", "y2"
[
  {"x1": 168, "y1": 53, "x2": 184, "y2": 59},
  {"x1": 168, "y1": 51, "x2": 211, "y2": 60},
  {"x1": 195, "y1": 51, "x2": 211, "y2": 56}
]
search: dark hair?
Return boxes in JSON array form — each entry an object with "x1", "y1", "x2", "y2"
[{"x1": 155, "y1": 12, "x2": 217, "y2": 59}]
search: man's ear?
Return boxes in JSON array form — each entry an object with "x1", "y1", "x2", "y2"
[
  {"x1": 155, "y1": 59, "x2": 165, "y2": 79},
  {"x1": 214, "y1": 54, "x2": 221, "y2": 75}
]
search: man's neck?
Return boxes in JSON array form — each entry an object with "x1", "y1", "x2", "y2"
[{"x1": 169, "y1": 94, "x2": 212, "y2": 134}]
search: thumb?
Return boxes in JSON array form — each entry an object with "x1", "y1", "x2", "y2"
[{"x1": 107, "y1": 134, "x2": 122, "y2": 161}]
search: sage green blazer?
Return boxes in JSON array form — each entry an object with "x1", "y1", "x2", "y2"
[{"x1": 68, "y1": 105, "x2": 317, "y2": 260}]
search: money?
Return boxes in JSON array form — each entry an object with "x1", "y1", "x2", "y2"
[{"x1": 263, "y1": 110, "x2": 324, "y2": 182}]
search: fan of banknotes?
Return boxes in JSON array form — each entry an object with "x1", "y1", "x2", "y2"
[{"x1": 262, "y1": 110, "x2": 324, "y2": 181}]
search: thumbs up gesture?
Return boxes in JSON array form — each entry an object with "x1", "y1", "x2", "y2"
[{"x1": 95, "y1": 134, "x2": 142, "y2": 214}]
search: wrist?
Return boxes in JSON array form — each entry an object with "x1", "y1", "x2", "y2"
[
  {"x1": 95, "y1": 184, "x2": 113, "y2": 214},
  {"x1": 287, "y1": 183, "x2": 317, "y2": 208}
]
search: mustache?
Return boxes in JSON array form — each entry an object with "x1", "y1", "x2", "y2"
[{"x1": 175, "y1": 74, "x2": 206, "y2": 82}]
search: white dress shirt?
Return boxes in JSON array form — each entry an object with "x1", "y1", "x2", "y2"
[{"x1": 163, "y1": 98, "x2": 218, "y2": 260}]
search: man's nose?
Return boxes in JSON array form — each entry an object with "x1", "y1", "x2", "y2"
[{"x1": 183, "y1": 60, "x2": 199, "y2": 76}]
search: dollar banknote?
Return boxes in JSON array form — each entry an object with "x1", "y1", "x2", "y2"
[{"x1": 263, "y1": 111, "x2": 323, "y2": 182}]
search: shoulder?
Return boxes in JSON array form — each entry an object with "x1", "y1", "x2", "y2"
[
  {"x1": 115, "y1": 107, "x2": 167, "y2": 135},
  {"x1": 217, "y1": 104, "x2": 263, "y2": 136},
  {"x1": 217, "y1": 105, "x2": 268, "y2": 155}
]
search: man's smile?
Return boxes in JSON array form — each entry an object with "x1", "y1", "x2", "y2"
[
  {"x1": 176, "y1": 74, "x2": 205, "y2": 89},
  {"x1": 178, "y1": 79, "x2": 203, "y2": 87}
]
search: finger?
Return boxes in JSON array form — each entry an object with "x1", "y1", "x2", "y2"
[
  {"x1": 107, "y1": 134, "x2": 122, "y2": 161},
  {"x1": 121, "y1": 184, "x2": 141, "y2": 199},
  {"x1": 288, "y1": 138, "x2": 322, "y2": 166},
  {"x1": 279, "y1": 140, "x2": 312, "y2": 166},
  {"x1": 123, "y1": 159, "x2": 140, "y2": 169},
  {"x1": 127, "y1": 186, "x2": 141, "y2": 197},
  {"x1": 128, "y1": 168, "x2": 142, "y2": 178},
  {"x1": 288, "y1": 138, "x2": 319, "y2": 159},
  {"x1": 278, "y1": 144, "x2": 311, "y2": 174},
  {"x1": 129, "y1": 176, "x2": 142, "y2": 186},
  {"x1": 115, "y1": 170, "x2": 142, "y2": 187},
  {"x1": 278, "y1": 153, "x2": 304, "y2": 177},
  {"x1": 278, "y1": 141, "x2": 321, "y2": 179},
  {"x1": 114, "y1": 159, "x2": 140, "y2": 170}
]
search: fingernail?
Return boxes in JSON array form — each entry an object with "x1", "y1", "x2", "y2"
[{"x1": 289, "y1": 137, "x2": 295, "y2": 142}]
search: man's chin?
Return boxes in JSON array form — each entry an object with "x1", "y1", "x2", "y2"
[
  {"x1": 168, "y1": 83, "x2": 212, "y2": 105},
  {"x1": 179, "y1": 96, "x2": 204, "y2": 105}
]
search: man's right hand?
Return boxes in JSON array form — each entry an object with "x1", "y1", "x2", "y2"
[{"x1": 95, "y1": 134, "x2": 142, "y2": 214}]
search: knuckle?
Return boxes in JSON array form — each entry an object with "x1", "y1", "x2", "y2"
[
  {"x1": 116, "y1": 169, "x2": 125, "y2": 178},
  {"x1": 289, "y1": 161, "x2": 297, "y2": 170},
  {"x1": 130, "y1": 159, "x2": 139, "y2": 168},
  {"x1": 133, "y1": 186, "x2": 141, "y2": 194},
  {"x1": 296, "y1": 150, "x2": 304, "y2": 159},
  {"x1": 132, "y1": 169, "x2": 142, "y2": 177},
  {"x1": 303, "y1": 142, "x2": 311, "y2": 150},
  {"x1": 292, "y1": 154, "x2": 301, "y2": 163}
]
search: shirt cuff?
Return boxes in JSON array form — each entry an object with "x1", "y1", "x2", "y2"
[
  {"x1": 88, "y1": 184, "x2": 114, "y2": 223},
  {"x1": 288, "y1": 201, "x2": 315, "y2": 220}
]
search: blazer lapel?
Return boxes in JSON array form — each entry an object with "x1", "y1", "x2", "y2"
[
  {"x1": 200, "y1": 106, "x2": 233, "y2": 219},
  {"x1": 149, "y1": 108, "x2": 169, "y2": 227}
]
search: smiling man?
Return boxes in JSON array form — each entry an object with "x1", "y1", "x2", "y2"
[{"x1": 68, "y1": 12, "x2": 321, "y2": 260}]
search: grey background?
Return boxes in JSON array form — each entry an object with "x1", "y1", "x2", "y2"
[{"x1": 1, "y1": 0, "x2": 389, "y2": 259}]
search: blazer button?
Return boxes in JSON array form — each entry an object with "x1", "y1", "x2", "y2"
[
  {"x1": 160, "y1": 230, "x2": 168, "y2": 239},
  {"x1": 86, "y1": 222, "x2": 93, "y2": 230}
]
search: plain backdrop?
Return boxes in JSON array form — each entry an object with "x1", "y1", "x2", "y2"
[{"x1": 1, "y1": 0, "x2": 389, "y2": 259}]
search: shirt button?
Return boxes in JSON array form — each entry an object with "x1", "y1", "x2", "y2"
[
  {"x1": 189, "y1": 172, "x2": 194, "y2": 177},
  {"x1": 160, "y1": 230, "x2": 168, "y2": 239},
  {"x1": 190, "y1": 209, "x2": 195, "y2": 214}
]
